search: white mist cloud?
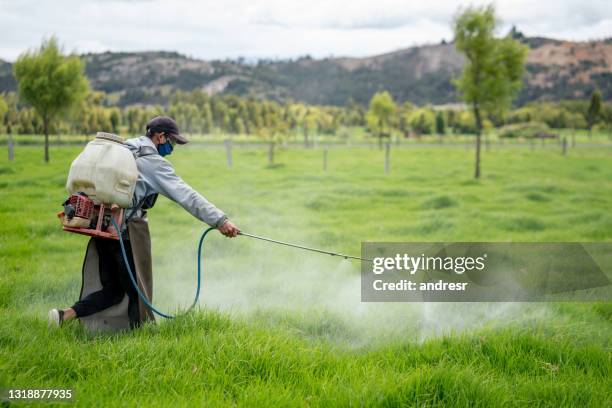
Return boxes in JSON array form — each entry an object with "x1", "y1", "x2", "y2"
[
  {"x1": 149, "y1": 224, "x2": 545, "y2": 346},
  {"x1": 0, "y1": 0, "x2": 610, "y2": 61}
]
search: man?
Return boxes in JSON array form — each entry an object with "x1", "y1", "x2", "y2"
[{"x1": 49, "y1": 116, "x2": 240, "y2": 330}]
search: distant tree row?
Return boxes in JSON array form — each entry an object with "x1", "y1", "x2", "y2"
[
  {"x1": 362, "y1": 90, "x2": 611, "y2": 142},
  {"x1": 0, "y1": 88, "x2": 367, "y2": 143},
  {"x1": 3, "y1": 88, "x2": 610, "y2": 140}
]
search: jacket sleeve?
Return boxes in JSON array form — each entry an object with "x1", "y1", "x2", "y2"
[{"x1": 146, "y1": 156, "x2": 227, "y2": 227}]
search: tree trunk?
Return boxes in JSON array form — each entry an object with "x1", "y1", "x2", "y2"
[
  {"x1": 378, "y1": 118, "x2": 383, "y2": 150},
  {"x1": 268, "y1": 141, "x2": 274, "y2": 166},
  {"x1": 43, "y1": 116, "x2": 50, "y2": 163},
  {"x1": 384, "y1": 142, "x2": 390, "y2": 174},
  {"x1": 473, "y1": 103, "x2": 482, "y2": 179},
  {"x1": 323, "y1": 148, "x2": 327, "y2": 172}
]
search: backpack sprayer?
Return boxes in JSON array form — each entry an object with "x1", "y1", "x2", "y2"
[
  {"x1": 60, "y1": 132, "x2": 368, "y2": 319},
  {"x1": 58, "y1": 132, "x2": 135, "y2": 240}
]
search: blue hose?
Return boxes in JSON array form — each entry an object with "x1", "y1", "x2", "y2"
[{"x1": 111, "y1": 218, "x2": 215, "y2": 319}]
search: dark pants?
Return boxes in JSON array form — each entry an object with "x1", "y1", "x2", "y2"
[{"x1": 71, "y1": 237, "x2": 141, "y2": 328}]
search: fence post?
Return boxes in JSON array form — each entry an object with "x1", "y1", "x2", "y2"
[
  {"x1": 571, "y1": 134, "x2": 576, "y2": 148},
  {"x1": 268, "y1": 141, "x2": 274, "y2": 166},
  {"x1": 384, "y1": 142, "x2": 390, "y2": 173},
  {"x1": 8, "y1": 132, "x2": 14, "y2": 161},
  {"x1": 562, "y1": 137, "x2": 567, "y2": 156},
  {"x1": 224, "y1": 139, "x2": 233, "y2": 168},
  {"x1": 323, "y1": 148, "x2": 328, "y2": 172}
]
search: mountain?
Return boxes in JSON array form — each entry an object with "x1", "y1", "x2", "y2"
[{"x1": 1, "y1": 36, "x2": 611, "y2": 106}]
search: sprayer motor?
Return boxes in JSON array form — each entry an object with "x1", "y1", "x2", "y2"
[{"x1": 58, "y1": 193, "x2": 124, "y2": 240}]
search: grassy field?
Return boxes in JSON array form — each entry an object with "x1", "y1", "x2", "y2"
[{"x1": 1, "y1": 140, "x2": 611, "y2": 406}]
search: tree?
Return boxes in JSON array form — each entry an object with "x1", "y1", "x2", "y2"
[
  {"x1": 109, "y1": 108, "x2": 121, "y2": 134},
  {"x1": 366, "y1": 91, "x2": 396, "y2": 148},
  {"x1": 201, "y1": 103, "x2": 213, "y2": 134},
  {"x1": 435, "y1": 111, "x2": 446, "y2": 135},
  {"x1": 453, "y1": 5, "x2": 527, "y2": 178},
  {"x1": 126, "y1": 107, "x2": 144, "y2": 135},
  {"x1": 13, "y1": 37, "x2": 88, "y2": 162},
  {"x1": 408, "y1": 108, "x2": 435, "y2": 135},
  {"x1": 397, "y1": 102, "x2": 414, "y2": 138},
  {"x1": 302, "y1": 109, "x2": 318, "y2": 147},
  {"x1": 587, "y1": 89, "x2": 602, "y2": 137}
]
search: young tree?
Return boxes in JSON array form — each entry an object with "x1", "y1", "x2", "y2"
[
  {"x1": 366, "y1": 91, "x2": 396, "y2": 148},
  {"x1": 435, "y1": 111, "x2": 446, "y2": 135},
  {"x1": 397, "y1": 102, "x2": 414, "y2": 138},
  {"x1": 303, "y1": 109, "x2": 319, "y2": 147},
  {"x1": 13, "y1": 37, "x2": 88, "y2": 162},
  {"x1": 408, "y1": 108, "x2": 435, "y2": 136},
  {"x1": 587, "y1": 89, "x2": 602, "y2": 137},
  {"x1": 109, "y1": 108, "x2": 121, "y2": 134},
  {"x1": 126, "y1": 107, "x2": 143, "y2": 135},
  {"x1": 453, "y1": 4, "x2": 527, "y2": 178}
]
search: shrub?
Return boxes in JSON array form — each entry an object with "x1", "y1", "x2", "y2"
[{"x1": 499, "y1": 122, "x2": 550, "y2": 138}]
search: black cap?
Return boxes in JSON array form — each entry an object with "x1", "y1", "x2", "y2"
[{"x1": 146, "y1": 116, "x2": 188, "y2": 144}]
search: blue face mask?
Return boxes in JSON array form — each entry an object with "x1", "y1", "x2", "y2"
[{"x1": 157, "y1": 142, "x2": 174, "y2": 157}]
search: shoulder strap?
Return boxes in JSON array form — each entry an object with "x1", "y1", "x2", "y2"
[
  {"x1": 133, "y1": 145, "x2": 158, "y2": 159},
  {"x1": 125, "y1": 144, "x2": 159, "y2": 224}
]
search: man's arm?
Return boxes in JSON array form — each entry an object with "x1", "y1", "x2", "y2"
[{"x1": 146, "y1": 156, "x2": 234, "y2": 230}]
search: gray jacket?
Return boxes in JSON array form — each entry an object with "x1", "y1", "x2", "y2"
[{"x1": 124, "y1": 136, "x2": 227, "y2": 227}]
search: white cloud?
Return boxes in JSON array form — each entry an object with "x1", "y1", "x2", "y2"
[{"x1": 0, "y1": 0, "x2": 610, "y2": 61}]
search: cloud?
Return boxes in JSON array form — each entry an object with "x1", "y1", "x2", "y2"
[{"x1": 0, "y1": 0, "x2": 610, "y2": 61}]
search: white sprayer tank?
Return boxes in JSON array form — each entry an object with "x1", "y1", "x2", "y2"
[{"x1": 66, "y1": 132, "x2": 138, "y2": 208}]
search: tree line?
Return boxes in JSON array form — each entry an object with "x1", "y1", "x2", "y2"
[{"x1": 2, "y1": 86, "x2": 609, "y2": 141}]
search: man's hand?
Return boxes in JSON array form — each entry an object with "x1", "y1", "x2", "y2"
[{"x1": 218, "y1": 219, "x2": 240, "y2": 238}]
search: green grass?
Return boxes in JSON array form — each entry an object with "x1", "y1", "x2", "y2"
[{"x1": 1, "y1": 141, "x2": 611, "y2": 406}]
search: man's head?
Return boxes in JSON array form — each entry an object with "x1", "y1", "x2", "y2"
[{"x1": 145, "y1": 116, "x2": 188, "y2": 147}]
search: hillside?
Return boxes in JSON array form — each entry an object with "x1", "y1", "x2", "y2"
[{"x1": 1, "y1": 36, "x2": 611, "y2": 106}]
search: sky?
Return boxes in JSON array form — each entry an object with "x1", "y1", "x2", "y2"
[{"x1": 1, "y1": 0, "x2": 611, "y2": 62}]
